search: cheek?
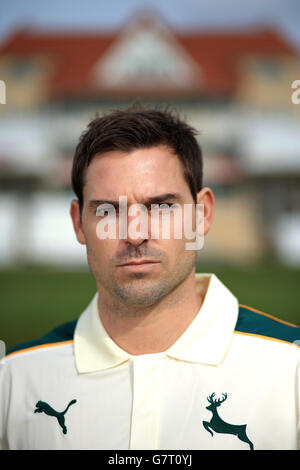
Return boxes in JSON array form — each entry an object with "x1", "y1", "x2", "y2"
[
  {"x1": 149, "y1": 209, "x2": 183, "y2": 240},
  {"x1": 154, "y1": 208, "x2": 196, "y2": 243},
  {"x1": 86, "y1": 240, "x2": 117, "y2": 277},
  {"x1": 84, "y1": 222, "x2": 116, "y2": 258},
  {"x1": 159, "y1": 237, "x2": 187, "y2": 261}
]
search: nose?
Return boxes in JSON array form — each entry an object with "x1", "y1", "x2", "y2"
[{"x1": 120, "y1": 203, "x2": 150, "y2": 246}]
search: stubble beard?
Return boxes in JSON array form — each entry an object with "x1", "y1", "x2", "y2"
[{"x1": 86, "y1": 245, "x2": 197, "y2": 317}]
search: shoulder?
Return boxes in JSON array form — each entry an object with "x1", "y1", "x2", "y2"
[
  {"x1": 5, "y1": 319, "x2": 78, "y2": 359},
  {"x1": 235, "y1": 304, "x2": 300, "y2": 346}
]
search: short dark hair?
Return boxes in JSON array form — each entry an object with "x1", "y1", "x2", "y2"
[{"x1": 71, "y1": 105, "x2": 203, "y2": 210}]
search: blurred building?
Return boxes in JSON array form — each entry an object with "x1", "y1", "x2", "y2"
[{"x1": 0, "y1": 14, "x2": 300, "y2": 266}]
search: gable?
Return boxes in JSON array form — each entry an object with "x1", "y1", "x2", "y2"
[{"x1": 90, "y1": 19, "x2": 201, "y2": 90}]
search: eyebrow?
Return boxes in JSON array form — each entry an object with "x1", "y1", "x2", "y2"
[{"x1": 88, "y1": 193, "x2": 184, "y2": 210}]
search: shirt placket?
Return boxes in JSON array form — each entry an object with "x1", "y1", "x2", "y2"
[{"x1": 129, "y1": 353, "x2": 162, "y2": 450}]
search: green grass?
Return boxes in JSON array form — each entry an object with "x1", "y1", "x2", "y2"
[
  {"x1": 0, "y1": 268, "x2": 96, "y2": 351},
  {"x1": 1, "y1": 262, "x2": 299, "y2": 351}
]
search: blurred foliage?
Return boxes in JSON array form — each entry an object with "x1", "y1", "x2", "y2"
[{"x1": 0, "y1": 262, "x2": 299, "y2": 351}]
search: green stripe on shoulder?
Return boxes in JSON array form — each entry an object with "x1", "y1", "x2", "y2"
[
  {"x1": 6, "y1": 319, "x2": 77, "y2": 356},
  {"x1": 235, "y1": 305, "x2": 300, "y2": 345}
]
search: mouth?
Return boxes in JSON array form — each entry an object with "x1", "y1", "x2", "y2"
[
  {"x1": 117, "y1": 260, "x2": 161, "y2": 270},
  {"x1": 118, "y1": 259, "x2": 158, "y2": 266}
]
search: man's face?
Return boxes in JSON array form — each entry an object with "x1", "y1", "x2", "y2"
[{"x1": 71, "y1": 145, "x2": 212, "y2": 312}]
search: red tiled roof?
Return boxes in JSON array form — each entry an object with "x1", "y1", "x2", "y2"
[
  {"x1": 177, "y1": 29, "x2": 296, "y2": 94},
  {"x1": 0, "y1": 23, "x2": 297, "y2": 99}
]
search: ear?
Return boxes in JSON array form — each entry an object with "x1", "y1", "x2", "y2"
[
  {"x1": 70, "y1": 199, "x2": 86, "y2": 245},
  {"x1": 196, "y1": 187, "x2": 215, "y2": 236}
]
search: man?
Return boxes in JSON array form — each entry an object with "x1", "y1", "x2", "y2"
[{"x1": 1, "y1": 106, "x2": 299, "y2": 450}]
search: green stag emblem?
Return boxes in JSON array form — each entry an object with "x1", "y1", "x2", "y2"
[
  {"x1": 203, "y1": 393, "x2": 254, "y2": 450},
  {"x1": 34, "y1": 399, "x2": 77, "y2": 434}
]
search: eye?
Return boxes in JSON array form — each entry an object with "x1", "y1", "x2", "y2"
[
  {"x1": 161, "y1": 204, "x2": 172, "y2": 212},
  {"x1": 151, "y1": 203, "x2": 179, "y2": 213},
  {"x1": 151, "y1": 203, "x2": 171, "y2": 211},
  {"x1": 96, "y1": 204, "x2": 116, "y2": 217},
  {"x1": 105, "y1": 207, "x2": 116, "y2": 214}
]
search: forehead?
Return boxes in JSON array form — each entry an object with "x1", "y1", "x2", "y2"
[{"x1": 83, "y1": 145, "x2": 191, "y2": 200}]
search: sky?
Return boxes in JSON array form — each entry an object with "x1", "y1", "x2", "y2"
[{"x1": 0, "y1": 0, "x2": 300, "y2": 53}]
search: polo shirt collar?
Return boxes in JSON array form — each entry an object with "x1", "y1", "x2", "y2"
[{"x1": 74, "y1": 273, "x2": 238, "y2": 373}]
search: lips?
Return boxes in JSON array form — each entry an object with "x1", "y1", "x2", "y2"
[{"x1": 118, "y1": 260, "x2": 159, "y2": 267}]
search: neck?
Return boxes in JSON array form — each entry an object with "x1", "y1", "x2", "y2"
[{"x1": 96, "y1": 272, "x2": 203, "y2": 355}]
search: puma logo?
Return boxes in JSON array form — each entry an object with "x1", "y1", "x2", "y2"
[
  {"x1": 34, "y1": 399, "x2": 77, "y2": 434},
  {"x1": 203, "y1": 393, "x2": 254, "y2": 450}
]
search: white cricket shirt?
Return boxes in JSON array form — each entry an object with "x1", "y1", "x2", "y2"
[{"x1": 1, "y1": 273, "x2": 300, "y2": 450}]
